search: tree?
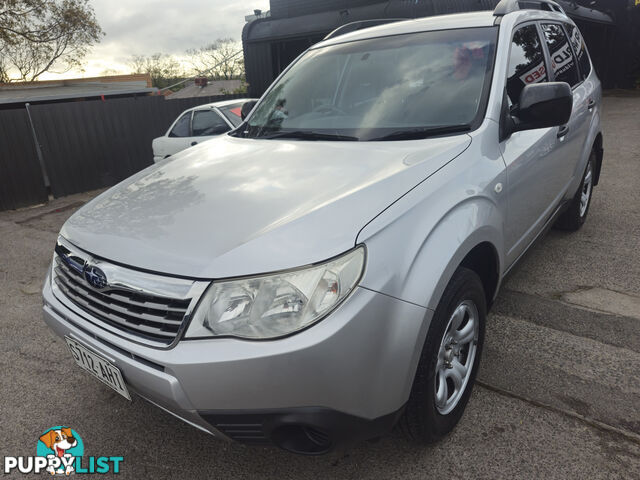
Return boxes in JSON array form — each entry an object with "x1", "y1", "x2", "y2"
[
  {"x1": 129, "y1": 53, "x2": 186, "y2": 90},
  {"x1": 0, "y1": 0, "x2": 103, "y2": 82},
  {"x1": 186, "y1": 39, "x2": 244, "y2": 80},
  {"x1": 0, "y1": 56, "x2": 10, "y2": 82}
]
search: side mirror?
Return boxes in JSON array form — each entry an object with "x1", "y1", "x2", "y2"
[
  {"x1": 241, "y1": 100, "x2": 258, "y2": 120},
  {"x1": 512, "y1": 82, "x2": 573, "y2": 133}
]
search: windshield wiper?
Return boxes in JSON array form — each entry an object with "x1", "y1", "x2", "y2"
[
  {"x1": 259, "y1": 130, "x2": 359, "y2": 141},
  {"x1": 370, "y1": 125, "x2": 471, "y2": 141}
]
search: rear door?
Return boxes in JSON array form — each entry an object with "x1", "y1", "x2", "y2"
[
  {"x1": 539, "y1": 22, "x2": 589, "y2": 194},
  {"x1": 155, "y1": 111, "x2": 194, "y2": 158},
  {"x1": 562, "y1": 21, "x2": 599, "y2": 179}
]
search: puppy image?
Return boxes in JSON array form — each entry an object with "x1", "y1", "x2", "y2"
[{"x1": 39, "y1": 428, "x2": 77, "y2": 475}]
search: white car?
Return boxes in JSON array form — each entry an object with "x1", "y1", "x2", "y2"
[{"x1": 152, "y1": 99, "x2": 254, "y2": 162}]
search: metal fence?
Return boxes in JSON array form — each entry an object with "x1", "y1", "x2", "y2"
[
  {"x1": 0, "y1": 93, "x2": 245, "y2": 211},
  {"x1": 0, "y1": 109, "x2": 48, "y2": 210}
]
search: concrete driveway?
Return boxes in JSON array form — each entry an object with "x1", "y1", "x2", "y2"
[{"x1": 1, "y1": 95, "x2": 639, "y2": 479}]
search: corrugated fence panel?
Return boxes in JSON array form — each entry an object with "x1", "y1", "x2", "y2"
[
  {"x1": 27, "y1": 94, "x2": 245, "y2": 199},
  {"x1": 0, "y1": 109, "x2": 48, "y2": 210}
]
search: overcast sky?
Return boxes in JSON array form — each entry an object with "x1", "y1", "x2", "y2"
[{"x1": 41, "y1": 0, "x2": 271, "y2": 79}]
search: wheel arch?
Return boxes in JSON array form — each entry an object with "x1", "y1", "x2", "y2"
[{"x1": 459, "y1": 241, "x2": 500, "y2": 309}]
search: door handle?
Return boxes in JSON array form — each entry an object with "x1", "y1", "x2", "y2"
[
  {"x1": 190, "y1": 141, "x2": 198, "y2": 146},
  {"x1": 587, "y1": 99, "x2": 596, "y2": 111},
  {"x1": 557, "y1": 125, "x2": 569, "y2": 139}
]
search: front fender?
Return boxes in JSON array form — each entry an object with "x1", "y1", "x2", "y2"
[
  {"x1": 359, "y1": 194, "x2": 504, "y2": 311},
  {"x1": 357, "y1": 122, "x2": 506, "y2": 311}
]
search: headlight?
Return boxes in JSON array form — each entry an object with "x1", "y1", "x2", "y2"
[{"x1": 185, "y1": 247, "x2": 365, "y2": 339}]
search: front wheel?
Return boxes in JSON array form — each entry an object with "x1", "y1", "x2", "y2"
[{"x1": 399, "y1": 267, "x2": 486, "y2": 443}]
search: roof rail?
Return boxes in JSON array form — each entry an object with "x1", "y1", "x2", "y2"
[
  {"x1": 324, "y1": 19, "x2": 405, "y2": 41},
  {"x1": 493, "y1": 0, "x2": 566, "y2": 16}
]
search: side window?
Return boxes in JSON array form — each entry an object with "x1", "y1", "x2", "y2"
[
  {"x1": 541, "y1": 23, "x2": 580, "y2": 87},
  {"x1": 169, "y1": 112, "x2": 191, "y2": 138},
  {"x1": 192, "y1": 110, "x2": 230, "y2": 136},
  {"x1": 564, "y1": 23, "x2": 591, "y2": 80},
  {"x1": 506, "y1": 24, "x2": 548, "y2": 107}
]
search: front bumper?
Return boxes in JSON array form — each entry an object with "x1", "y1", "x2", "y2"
[{"x1": 43, "y1": 276, "x2": 430, "y2": 452}]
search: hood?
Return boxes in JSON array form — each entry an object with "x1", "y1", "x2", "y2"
[{"x1": 61, "y1": 134, "x2": 471, "y2": 278}]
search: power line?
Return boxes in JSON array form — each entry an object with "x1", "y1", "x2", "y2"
[{"x1": 157, "y1": 49, "x2": 243, "y2": 93}]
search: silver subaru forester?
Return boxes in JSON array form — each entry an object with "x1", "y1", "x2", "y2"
[{"x1": 43, "y1": 0, "x2": 602, "y2": 454}]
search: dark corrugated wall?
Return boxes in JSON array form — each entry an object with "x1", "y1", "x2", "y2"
[
  {"x1": 386, "y1": 0, "x2": 499, "y2": 16},
  {"x1": 571, "y1": 0, "x2": 640, "y2": 88},
  {"x1": 269, "y1": 0, "x2": 500, "y2": 18},
  {"x1": 271, "y1": 0, "x2": 380, "y2": 18},
  {"x1": 0, "y1": 109, "x2": 48, "y2": 210}
]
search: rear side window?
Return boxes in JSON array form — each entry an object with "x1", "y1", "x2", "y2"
[
  {"x1": 541, "y1": 23, "x2": 580, "y2": 87},
  {"x1": 169, "y1": 112, "x2": 192, "y2": 137},
  {"x1": 192, "y1": 110, "x2": 230, "y2": 136},
  {"x1": 506, "y1": 24, "x2": 548, "y2": 107},
  {"x1": 564, "y1": 23, "x2": 591, "y2": 80}
]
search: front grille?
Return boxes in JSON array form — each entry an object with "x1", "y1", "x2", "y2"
[{"x1": 52, "y1": 238, "x2": 207, "y2": 346}]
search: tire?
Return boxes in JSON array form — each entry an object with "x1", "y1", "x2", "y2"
[
  {"x1": 399, "y1": 267, "x2": 486, "y2": 444},
  {"x1": 554, "y1": 150, "x2": 596, "y2": 231}
]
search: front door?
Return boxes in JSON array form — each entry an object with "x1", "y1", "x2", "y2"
[{"x1": 500, "y1": 23, "x2": 567, "y2": 268}]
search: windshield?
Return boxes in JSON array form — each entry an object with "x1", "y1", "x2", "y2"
[
  {"x1": 240, "y1": 27, "x2": 497, "y2": 141},
  {"x1": 218, "y1": 102, "x2": 245, "y2": 127}
]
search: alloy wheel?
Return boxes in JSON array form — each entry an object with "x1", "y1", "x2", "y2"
[
  {"x1": 434, "y1": 300, "x2": 479, "y2": 415},
  {"x1": 580, "y1": 163, "x2": 593, "y2": 218}
]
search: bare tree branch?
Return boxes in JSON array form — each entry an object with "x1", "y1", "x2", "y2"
[
  {"x1": 129, "y1": 53, "x2": 186, "y2": 90},
  {"x1": 186, "y1": 39, "x2": 245, "y2": 80}
]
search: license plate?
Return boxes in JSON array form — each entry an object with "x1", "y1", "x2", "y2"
[{"x1": 65, "y1": 337, "x2": 131, "y2": 400}]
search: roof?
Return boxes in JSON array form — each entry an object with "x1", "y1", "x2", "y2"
[
  {"x1": 3, "y1": 73, "x2": 153, "y2": 88},
  {"x1": 0, "y1": 73, "x2": 156, "y2": 105},
  {"x1": 167, "y1": 80, "x2": 244, "y2": 99}
]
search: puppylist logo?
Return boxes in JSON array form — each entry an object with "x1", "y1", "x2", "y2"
[{"x1": 3, "y1": 426, "x2": 123, "y2": 475}]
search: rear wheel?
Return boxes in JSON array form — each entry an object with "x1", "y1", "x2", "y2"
[
  {"x1": 399, "y1": 267, "x2": 486, "y2": 443},
  {"x1": 555, "y1": 151, "x2": 595, "y2": 231}
]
